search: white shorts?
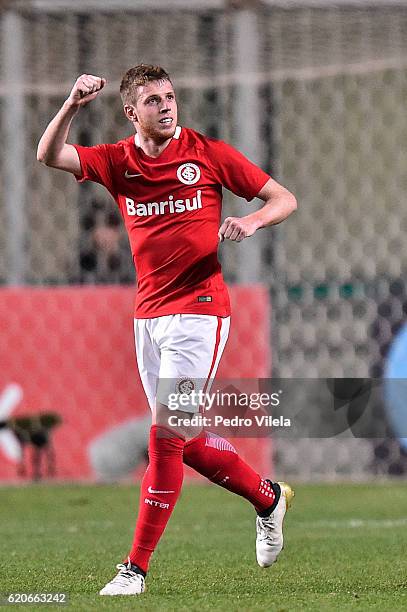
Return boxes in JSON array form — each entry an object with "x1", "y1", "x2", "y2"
[{"x1": 134, "y1": 314, "x2": 230, "y2": 413}]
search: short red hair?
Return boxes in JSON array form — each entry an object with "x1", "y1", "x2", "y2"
[{"x1": 120, "y1": 64, "x2": 172, "y2": 105}]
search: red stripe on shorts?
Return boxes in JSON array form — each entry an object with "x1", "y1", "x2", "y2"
[{"x1": 202, "y1": 316, "x2": 222, "y2": 397}]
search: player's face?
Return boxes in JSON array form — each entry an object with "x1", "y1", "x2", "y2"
[{"x1": 133, "y1": 80, "x2": 178, "y2": 141}]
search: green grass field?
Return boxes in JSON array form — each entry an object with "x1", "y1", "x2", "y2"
[{"x1": 1, "y1": 483, "x2": 406, "y2": 611}]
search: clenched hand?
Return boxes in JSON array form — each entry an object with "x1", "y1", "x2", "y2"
[
  {"x1": 218, "y1": 216, "x2": 260, "y2": 242},
  {"x1": 67, "y1": 74, "x2": 106, "y2": 108}
]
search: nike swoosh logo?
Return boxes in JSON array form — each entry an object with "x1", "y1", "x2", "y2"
[
  {"x1": 148, "y1": 486, "x2": 175, "y2": 494},
  {"x1": 125, "y1": 170, "x2": 143, "y2": 178}
]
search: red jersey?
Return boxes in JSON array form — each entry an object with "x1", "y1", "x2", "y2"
[{"x1": 74, "y1": 126, "x2": 269, "y2": 318}]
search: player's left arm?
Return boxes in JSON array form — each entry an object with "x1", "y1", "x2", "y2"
[{"x1": 218, "y1": 177, "x2": 297, "y2": 242}]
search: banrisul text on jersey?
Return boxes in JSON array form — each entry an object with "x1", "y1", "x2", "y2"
[{"x1": 125, "y1": 190, "x2": 202, "y2": 217}]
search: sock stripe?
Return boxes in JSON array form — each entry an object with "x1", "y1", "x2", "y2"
[{"x1": 205, "y1": 432, "x2": 237, "y2": 453}]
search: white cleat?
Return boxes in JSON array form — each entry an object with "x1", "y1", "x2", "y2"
[
  {"x1": 99, "y1": 559, "x2": 146, "y2": 596},
  {"x1": 256, "y1": 481, "x2": 294, "y2": 568}
]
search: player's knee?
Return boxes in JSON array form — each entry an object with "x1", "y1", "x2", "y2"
[{"x1": 154, "y1": 403, "x2": 203, "y2": 440}]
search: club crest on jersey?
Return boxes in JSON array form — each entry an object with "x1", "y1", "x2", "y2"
[
  {"x1": 176, "y1": 378, "x2": 195, "y2": 395},
  {"x1": 177, "y1": 163, "x2": 201, "y2": 185}
]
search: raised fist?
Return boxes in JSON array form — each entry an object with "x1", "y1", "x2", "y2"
[{"x1": 67, "y1": 74, "x2": 106, "y2": 107}]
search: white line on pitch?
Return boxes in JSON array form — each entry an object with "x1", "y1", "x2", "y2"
[{"x1": 294, "y1": 518, "x2": 407, "y2": 529}]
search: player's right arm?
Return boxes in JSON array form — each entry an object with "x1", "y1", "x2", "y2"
[{"x1": 36, "y1": 74, "x2": 106, "y2": 174}]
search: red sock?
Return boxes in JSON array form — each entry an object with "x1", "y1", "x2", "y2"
[
  {"x1": 128, "y1": 425, "x2": 184, "y2": 573},
  {"x1": 183, "y1": 432, "x2": 275, "y2": 513}
]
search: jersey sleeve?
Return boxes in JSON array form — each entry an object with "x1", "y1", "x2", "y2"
[
  {"x1": 204, "y1": 138, "x2": 270, "y2": 201},
  {"x1": 72, "y1": 143, "x2": 115, "y2": 195}
]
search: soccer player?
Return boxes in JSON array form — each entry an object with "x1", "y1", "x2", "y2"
[{"x1": 37, "y1": 65, "x2": 297, "y2": 596}]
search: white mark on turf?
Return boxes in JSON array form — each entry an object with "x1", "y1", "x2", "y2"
[{"x1": 296, "y1": 518, "x2": 407, "y2": 529}]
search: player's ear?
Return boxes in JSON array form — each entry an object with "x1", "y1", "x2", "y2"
[{"x1": 124, "y1": 104, "x2": 138, "y2": 123}]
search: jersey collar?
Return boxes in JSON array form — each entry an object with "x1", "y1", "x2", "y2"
[{"x1": 134, "y1": 125, "x2": 182, "y2": 148}]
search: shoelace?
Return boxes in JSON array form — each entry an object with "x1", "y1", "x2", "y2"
[
  {"x1": 257, "y1": 515, "x2": 277, "y2": 540},
  {"x1": 109, "y1": 564, "x2": 143, "y2": 588}
]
